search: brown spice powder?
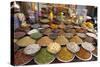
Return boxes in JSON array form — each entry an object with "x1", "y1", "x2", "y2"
[
  {"x1": 76, "y1": 47, "x2": 91, "y2": 60},
  {"x1": 14, "y1": 49, "x2": 33, "y2": 65},
  {"x1": 37, "y1": 36, "x2": 53, "y2": 46}
]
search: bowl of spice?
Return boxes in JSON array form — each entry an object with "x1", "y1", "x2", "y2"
[
  {"x1": 86, "y1": 33, "x2": 97, "y2": 40},
  {"x1": 66, "y1": 42, "x2": 80, "y2": 53},
  {"x1": 34, "y1": 48, "x2": 55, "y2": 64},
  {"x1": 55, "y1": 35, "x2": 69, "y2": 45},
  {"x1": 84, "y1": 36, "x2": 96, "y2": 44},
  {"x1": 27, "y1": 29, "x2": 39, "y2": 35},
  {"x1": 16, "y1": 36, "x2": 36, "y2": 47},
  {"x1": 70, "y1": 35, "x2": 83, "y2": 45},
  {"x1": 14, "y1": 49, "x2": 33, "y2": 65},
  {"x1": 76, "y1": 47, "x2": 92, "y2": 61},
  {"x1": 65, "y1": 33, "x2": 74, "y2": 39},
  {"x1": 76, "y1": 33, "x2": 86, "y2": 38},
  {"x1": 14, "y1": 31, "x2": 26, "y2": 39},
  {"x1": 57, "y1": 47, "x2": 75, "y2": 62},
  {"x1": 24, "y1": 44, "x2": 41, "y2": 55},
  {"x1": 30, "y1": 32, "x2": 43, "y2": 40},
  {"x1": 81, "y1": 42, "x2": 95, "y2": 52},
  {"x1": 47, "y1": 42, "x2": 61, "y2": 54},
  {"x1": 37, "y1": 36, "x2": 53, "y2": 46}
]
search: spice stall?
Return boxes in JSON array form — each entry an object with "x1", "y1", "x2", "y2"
[{"x1": 11, "y1": 1, "x2": 97, "y2": 66}]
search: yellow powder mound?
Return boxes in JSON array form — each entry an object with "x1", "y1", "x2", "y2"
[
  {"x1": 57, "y1": 47, "x2": 74, "y2": 62},
  {"x1": 47, "y1": 42, "x2": 61, "y2": 54}
]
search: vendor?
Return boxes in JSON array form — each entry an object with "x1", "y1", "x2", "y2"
[
  {"x1": 11, "y1": 2, "x2": 20, "y2": 31},
  {"x1": 11, "y1": 2, "x2": 30, "y2": 31}
]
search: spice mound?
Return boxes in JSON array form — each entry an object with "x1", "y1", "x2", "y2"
[
  {"x1": 34, "y1": 48, "x2": 55, "y2": 64},
  {"x1": 66, "y1": 42, "x2": 80, "y2": 53},
  {"x1": 76, "y1": 47, "x2": 92, "y2": 61},
  {"x1": 27, "y1": 29, "x2": 39, "y2": 35},
  {"x1": 55, "y1": 35, "x2": 69, "y2": 45},
  {"x1": 14, "y1": 49, "x2": 33, "y2": 65},
  {"x1": 14, "y1": 31, "x2": 26, "y2": 39},
  {"x1": 86, "y1": 33, "x2": 97, "y2": 39},
  {"x1": 57, "y1": 47, "x2": 74, "y2": 62},
  {"x1": 30, "y1": 32, "x2": 42, "y2": 39},
  {"x1": 84, "y1": 36, "x2": 95, "y2": 44},
  {"x1": 37, "y1": 36, "x2": 53, "y2": 46},
  {"x1": 47, "y1": 42, "x2": 61, "y2": 54},
  {"x1": 81, "y1": 42, "x2": 95, "y2": 52},
  {"x1": 65, "y1": 33, "x2": 74, "y2": 39},
  {"x1": 24, "y1": 44, "x2": 41, "y2": 55},
  {"x1": 16, "y1": 36, "x2": 36, "y2": 47},
  {"x1": 70, "y1": 35, "x2": 83, "y2": 45},
  {"x1": 76, "y1": 33, "x2": 86, "y2": 38}
]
